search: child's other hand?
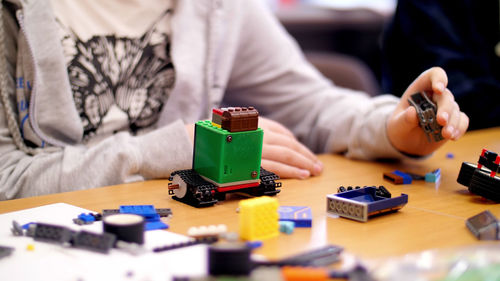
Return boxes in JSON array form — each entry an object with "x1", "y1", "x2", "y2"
[
  {"x1": 259, "y1": 117, "x2": 323, "y2": 179},
  {"x1": 387, "y1": 67, "x2": 469, "y2": 156}
]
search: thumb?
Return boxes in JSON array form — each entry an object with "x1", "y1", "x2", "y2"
[
  {"x1": 404, "y1": 105, "x2": 419, "y2": 127},
  {"x1": 389, "y1": 106, "x2": 419, "y2": 136}
]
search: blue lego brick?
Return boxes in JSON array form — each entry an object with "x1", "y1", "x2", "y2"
[
  {"x1": 425, "y1": 169, "x2": 441, "y2": 183},
  {"x1": 119, "y1": 205, "x2": 159, "y2": 221},
  {"x1": 78, "y1": 213, "x2": 96, "y2": 223},
  {"x1": 22, "y1": 222, "x2": 35, "y2": 230},
  {"x1": 392, "y1": 170, "x2": 413, "y2": 184},
  {"x1": 246, "y1": 240, "x2": 263, "y2": 249},
  {"x1": 278, "y1": 206, "x2": 312, "y2": 227},
  {"x1": 326, "y1": 186, "x2": 408, "y2": 222},
  {"x1": 145, "y1": 221, "x2": 168, "y2": 231},
  {"x1": 279, "y1": 221, "x2": 295, "y2": 234}
]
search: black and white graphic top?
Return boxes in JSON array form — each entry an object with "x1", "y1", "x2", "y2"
[{"x1": 51, "y1": 0, "x2": 175, "y2": 141}]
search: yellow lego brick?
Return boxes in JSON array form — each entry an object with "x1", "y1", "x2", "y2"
[{"x1": 239, "y1": 196, "x2": 279, "y2": 241}]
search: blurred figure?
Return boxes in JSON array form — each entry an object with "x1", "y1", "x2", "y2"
[{"x1": 382, "y1": 0, "x2": 500, "y2": 130}]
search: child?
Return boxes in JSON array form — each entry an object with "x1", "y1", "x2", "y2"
[{"x1": 0, "y1": 0, "x2": 468, "y2": 199}]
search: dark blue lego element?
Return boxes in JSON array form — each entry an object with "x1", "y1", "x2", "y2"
[
  {"x1": 425, "y1": 169, "x2": 441, "y2": 182},
  {"x1": 392, "y1": 170, "x2": 412, "y2": 184},
  {"x1": 246, "y1": 240, "x2": 263, "y2": 249},
  {"x1": 119, "y1": 205, "x2": 168, "y2": 230},
  {"x1": 278, "y1": 206, "x2": 312, "y2": 227},
  {"x1": 327, "y1": 186, "x2": 408, "y2": 222},
  {"x1": 145, "y1": 221, "x2": 168, "y2": 231},
  {"x1": 446, "y1": 153, "x2": 455, "y2": 159}
]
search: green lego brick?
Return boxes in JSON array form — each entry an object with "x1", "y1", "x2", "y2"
[{"x1": 193, "y1": 120, "x2": 263, "y2": 184}]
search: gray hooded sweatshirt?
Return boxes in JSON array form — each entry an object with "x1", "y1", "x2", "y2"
[{"x1": 0, "y1": 0, "x2": 404, "y2": 200}]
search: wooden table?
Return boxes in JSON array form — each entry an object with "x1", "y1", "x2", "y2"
[{"x1": 1, "y1": 128, "x2": 499, "y2": 262}]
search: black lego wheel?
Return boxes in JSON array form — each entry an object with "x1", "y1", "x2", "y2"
[
  {"x1": 251, "y1": 167, "x2": 281, "y2": 196},
  {"x1": 468, "y1": 169, "x2": 500, "y2": 202},
  {"x1": 169, "y1": 170, "x2": 218, "y2": 207},
  {"x1": 457, "y1": 162, "x2": 477, "y2": 187}
]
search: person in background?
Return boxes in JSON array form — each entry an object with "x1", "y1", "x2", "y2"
[
  {"x1": 0, "y1": 0, "x2": 468, "y2": 200},
  {"x1": 382, "y1": 0, "x2": 499, "y2": 130}
]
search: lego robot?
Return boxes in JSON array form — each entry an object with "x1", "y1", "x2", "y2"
[
  {"x1": 457, "y1": 149, "x2": 500, "y2": 202},
  {"x1": 168, "y1": 107, "x2": 281, "y2": 207}
]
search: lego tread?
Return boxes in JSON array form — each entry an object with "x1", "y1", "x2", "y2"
[
  {"x1": 469, "y1": 169, "x2": 500, "y2": 202},
  {"x1": 457, "y1": 162, "x2": 477, "y2": 186}
]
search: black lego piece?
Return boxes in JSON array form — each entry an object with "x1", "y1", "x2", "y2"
[
  {"x1": 153, "y1": 236, "x2": 218, "y2": 253},
  {"x1": 457, "y1": 149, "x2": 500, "y2": 202},
  {"x1": 457, "y1": 162, "x2": 477, "y2": 186},
  {"x1": 156, "y1": 208, "x2": 173, "y2": 218},
  {"x1": 469, "y1": 169, "x2": 500, "y2": 202},
  {"x1": 33, "y1": 223, "x2": 74, "y2": 244},
  {"x1": 337, "y1": 186, "x2": 390, "y2": 199},
  {"x1": 72, "y1": 231, "x2": 116, "y2": 254},
  {"x1": 169, "y1": 169, "x2": 218, "y2": 208},
  {"x1": 102, "y1": 209, "x2": 121, "y2": 217},
  {"x1": 0, "y1": 245, "x2": 14, "y2": 259},
  {"x1": 375, "y1": 186, "x2": 391, "y2": 199},
  {"x1": 408, "y1": 92, "x2": 443, "y2": 142}
]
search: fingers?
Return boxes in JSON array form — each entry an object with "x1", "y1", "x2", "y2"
[
  {"x1": 260, "y1": 117, "x2": 295, "y2": 138},
  {"x1": 404, "y1": 67, "x2": 448, "y2": 96},
  {"x1": 432, "y1": 88, "x2": 468, "y2": 140},
  {"x1": 185, "y1": 124, "x2": 195, "y2": 144},
  {"x1": 264, "y1": 129, "x2": 319, "y2": 165},
  {"x1": 259, "y1": 116, "x2": 322, "y2": 178},
  {"x1": 455, "y1": 112, "x2": 469, "y2": 140},
  {"x1": 262, "y1": 141, "x2": 323, "y2": 178},
  {"x1": 261, "y1": 159, "x2": 312, "y2": 179}
]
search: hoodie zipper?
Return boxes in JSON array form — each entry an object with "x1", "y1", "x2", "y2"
[{"x1": 16, "y1": 10, "x2": 64, "y2": 147}]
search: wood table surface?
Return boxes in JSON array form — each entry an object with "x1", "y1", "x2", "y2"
[{"x1": 1, "y1": 127, "x2": 499, "y2": 262}]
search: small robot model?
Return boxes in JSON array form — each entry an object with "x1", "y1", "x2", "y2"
[
  {"x1": 168, "y1": 107, "x2": 281, "y2": 207},
  {"x1": 457, "y1": 149, "x2": 500, "y2": 202}
]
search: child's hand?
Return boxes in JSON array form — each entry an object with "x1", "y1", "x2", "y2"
[
  {"x1": 387, "y1": 67, "x2": 469, "y2": 156},
  {"x1": 259, "y1": 117, "x2": 323, "y2": 179}
]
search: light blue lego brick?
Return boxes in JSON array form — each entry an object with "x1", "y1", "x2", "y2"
[
  {"x1": 425, "y1": 168, "x2": 441, "y2": 182},
  {"x1": 279, "y1": 221, "x2": 295, "y2": 234}
]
